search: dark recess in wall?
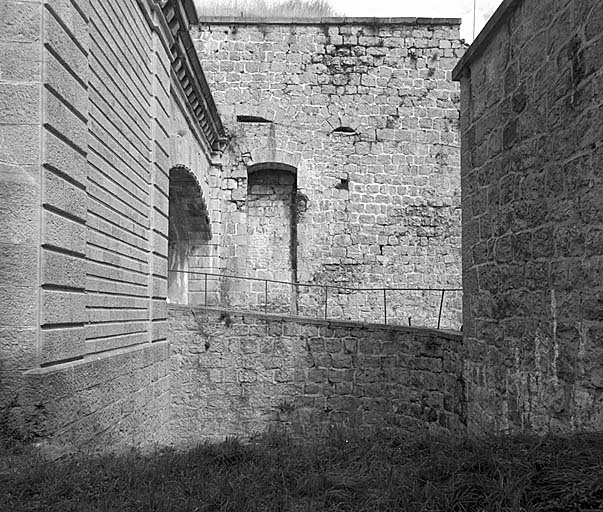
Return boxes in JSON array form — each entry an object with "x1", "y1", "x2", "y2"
[{"x1": 237, "y1": 115, "x2": 272, "y2": 123}]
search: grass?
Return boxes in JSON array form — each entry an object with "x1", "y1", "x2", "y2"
[
  {"x1": 194, "y1": 0, "x2": 340, "y2": 18},
  {"x1": 1, "y1": 430, "x2": 603, "y2": 511}
]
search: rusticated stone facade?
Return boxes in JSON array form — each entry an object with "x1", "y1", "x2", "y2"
[
  {"x1": 0, "y1": 0, "x2": 226, "y2": 449},
  {"x1": 169, "y1": 305, "x2": 464, "y2": 443},
  {"x1": 454, "y1": 0, "x2": 603, "y2": 433},
  {"x1": 195, "y1": 18, "x2": 465, "y2": 330}
]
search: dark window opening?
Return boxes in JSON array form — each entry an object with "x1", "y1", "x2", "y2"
[
  {"x1": 335, "y1": 178, "x2": 349, "y2": 190},
  {"x1": 237, "y1": 115, "x2": 272, "y2": 123},
  {"x1": 332, "y1": 126, "x2": 357, "y2": 135}
]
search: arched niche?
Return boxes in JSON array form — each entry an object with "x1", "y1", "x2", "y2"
[
  {"x1": 244, "y1": 162, "x2": 298, "y2": 312},
  {"x1": 168, "y1": 166, "x2": 211, "y2": 304},
  {"x1": 247, "y1": 162, "x2": 297, "y2": 175}
]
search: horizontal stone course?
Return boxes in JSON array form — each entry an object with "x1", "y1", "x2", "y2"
[{"x1": 40, "y1": 327, "x2": 86, "y2": 365}]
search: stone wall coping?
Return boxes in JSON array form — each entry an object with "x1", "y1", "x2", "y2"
[
  {"x1": 198, "y1": 16, "x2": 462, "y2": 26},
  {"x1": 169, "y1": 305, "x2": 463, "y2": 341},
  {"x1": 452, "y1": 0, "x2": 522, "y2": 80}
]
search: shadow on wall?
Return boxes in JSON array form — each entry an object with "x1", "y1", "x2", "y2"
[
  {"x1": 168, "y1": 166, "x2": 212, "y2": 304},
  {"x1": 245, "y1": 165, "x2": 298, "y2": 311},
  {"x1": 224, "y1": 162, "x2": 301, "y2": 313}
]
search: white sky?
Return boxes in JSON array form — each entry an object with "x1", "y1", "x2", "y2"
[
  {"x1": 328, "y1": 0, "x2": 504, "y2": 42},
  {"x1": 198, "y1": 0, "x2": 505, "y2": 43}
]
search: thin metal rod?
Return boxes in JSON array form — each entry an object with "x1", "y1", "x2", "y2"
[
  {"x1": 437, "y1": 289, "x2": 445, "y2": 330},
  {"x1": 473, "y1": 0, "x2": 477, "y2": 40},
  {"x1": 383, "y1": 289, "x2": 387, "y2": 325},
  {"x1": 167, "y1": 269, "x2": 461, "y2": 293},
  {"x1": 168, "y1": 269, "x2": 460, "y2": 328},
  {"x1": 204, "y1": 273, "x2": 208, "y2": 306}
]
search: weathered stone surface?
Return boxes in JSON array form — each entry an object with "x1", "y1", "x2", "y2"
[
  {"x1": 0, "y1": 83, "x2": 40, "y2": 124},
  {"x1": 0, "y1": 0, "x2": 44, "y2": 451},
  {"x1": 14, "y1": 342, "x2": 171, "y2": 450},
  {"x1": 0, "y1": 0, "x2": 183, "y2": 449},
  {"x1": 455, "y1": 0, "x2": 603, "y2": 433},
  {"x1": 195, "y1": 19, "x2": 464, "y2": 330},
  {"x1": 0, "y1": 4, "x2": 466, "y2": 451},
  {"x1": 0, "y1": 42, "x2": 41, "y2": 82},
  {"x1": 169, "y1": 305, "x2": 464, "y2": 443},
  {"x1": 0, "y1": 1, "x2": 41, "y2": 43},
  {"x1": 39, "y1": 327, "x2": 86, "y2": 365}
]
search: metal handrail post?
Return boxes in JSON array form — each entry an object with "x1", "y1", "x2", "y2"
[
  {"x1": 204, "y1": 273, "x2": 208, "y2": 306},
  {"x1": 437, "y1": 289, "x2": 445, "y2": 329},
  {"x1": 383, "y1": 288, "x2": 387, "y2": 325},
  {"x1": 167, "y1": 268, "x2": 461, "y2": 328}
]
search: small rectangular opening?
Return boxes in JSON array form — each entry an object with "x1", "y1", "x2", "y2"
[{"x1": 236, "y1": 115, "x2": 272, "y2": 123}]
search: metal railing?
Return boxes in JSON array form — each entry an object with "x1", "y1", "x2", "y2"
[{"x1": 168, "y1": 269, "x2": 462, "y2": 330}]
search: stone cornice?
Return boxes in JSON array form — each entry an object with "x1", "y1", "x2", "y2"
[
  {"x1": 170, "y1": 65, "x2": 218, "y2": 160},
  {"x1": 162, "y1": 1, "x2": 228, "y2": 152}
]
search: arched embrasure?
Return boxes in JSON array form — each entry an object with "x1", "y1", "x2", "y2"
[
  {"x1": 168, "y1": 166, "x2": 211, "y2": 304},
  {"x1": 247, "y1": 162, "x2": 297, "y2": 175}
]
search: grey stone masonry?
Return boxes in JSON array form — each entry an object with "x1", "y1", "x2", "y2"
[
  {"x1": 169, "y1": 305, "x2": 464, "y2": 443},
  {"x1": 195, "y1": 18, "x2": 465, "y2": 329},
  {"x1": 0, "y1": 0, "x2": 220, "y2": 450},
  {"x1": 454, "y1": 0, "x2": 603, "y2": 433}
]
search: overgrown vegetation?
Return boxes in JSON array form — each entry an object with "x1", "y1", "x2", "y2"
[
  {"x1": 2, "y1": 430, "x2": 603, "y2": 511},
  {"x1": 195, "y1": 0, "x2": 339, "y2": 18}
]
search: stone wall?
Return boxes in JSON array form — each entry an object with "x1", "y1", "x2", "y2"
[
  {"x1": 0, "y1": 0, "x2": 45, "y2": 442},
  {"x1": 0, "y1": 0, "x2": 221, "y2": 450},
  {"x1": 454, "y1": 0, "x2": 603, "y2": 433},
  {"x1": 169, "y1": 305, "x2": 464, "y2": 444},
  {"x1": 195, "y1": 18, "x2": 465, "y2": 329}
]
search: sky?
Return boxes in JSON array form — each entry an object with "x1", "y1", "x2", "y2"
[
  {"x1": 328, "y1": 0, "x2": 504, "y2": 42},
  {"x1": 196, "y1": 0, "x2": 505, "y2": 44}
]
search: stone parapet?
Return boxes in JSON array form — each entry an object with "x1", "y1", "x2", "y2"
[{"x1": 169, "y1": 305, "x2": 464, "y2": 444}]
